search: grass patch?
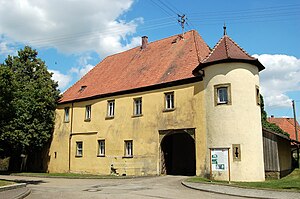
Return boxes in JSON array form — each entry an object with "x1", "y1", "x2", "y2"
[
  {"x1": 0, "y1": 180, "x2": 14, "y2": 187},
  {"x1": 12, "y1": 172, "x2": 137, "y2": 179},
  {"x1": 188, "y1": 169, "x2": 300, "y2": 192}
]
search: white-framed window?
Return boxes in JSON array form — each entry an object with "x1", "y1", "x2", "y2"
[
  {"x1": 64, "y1": 107, "x2": 70, "y2": 122},
  {"x1": 165, "y1": 92, "x2": 174, "y2": 110},
  {"x1": 98, "y1": 140, "x2": 105, "y2": 156},
  {"x1": 214, "y1": 84, "x2": 231, "y2": 105},
  {"x1": 133, "y1": 98, "x2": 142, "y2": 116},
  {"x1": 217, "y1": 87, "x2": 228, "y2": 104},
  {"x1": 85, "y1": 105, "x2": 91, "y2": 121},
  {"x1": 107, "y1": 100, "x2": 115, "y2": 117},
  {"x1": 124, "y1": 140, "x2": 133, "y2": 157},
  {"x1": 76, "y1": 141, "x2": 83, "y2": 157}
]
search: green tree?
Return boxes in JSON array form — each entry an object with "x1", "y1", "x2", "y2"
[
  {"x1": 260, "y1": 94, "x2": 290, "y2": 137},
  {"x1": 0, "y1": 46, "x2": 60, "y2": 158}
]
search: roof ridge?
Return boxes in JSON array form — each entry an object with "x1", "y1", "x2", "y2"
[{"x1": 201, "y1": 35, "x2": 225, "y2": 63}]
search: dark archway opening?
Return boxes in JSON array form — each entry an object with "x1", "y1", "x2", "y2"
[{"x1": 161, "y1": 132, "x2": 196, "y2": 176}]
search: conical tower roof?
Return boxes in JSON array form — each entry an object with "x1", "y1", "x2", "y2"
[{"x1": 193, "y1": 33, "x2": 265, "y2": 73}]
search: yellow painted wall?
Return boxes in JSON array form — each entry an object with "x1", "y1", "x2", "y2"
[
  {"x1": 203, "y1": 63, "x2": 265, "y2": 181},
  {"x1": 48, "y1": 82, "x2": 207, "y2": 176}
]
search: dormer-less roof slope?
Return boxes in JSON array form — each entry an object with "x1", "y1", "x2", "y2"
[
  {"x1": 268, "y1": 117, "x2": 300, "y2": 141},
  {"x1": 193, "y1": 35, "x2": 265, "y2": 73},
  {"x1": 59, "y1": 30, "x2": 211, "y2": 103}
]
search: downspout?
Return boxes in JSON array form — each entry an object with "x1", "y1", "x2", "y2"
[{"x1": 68, "y1": 102, "x2": 74, "y2": 172}]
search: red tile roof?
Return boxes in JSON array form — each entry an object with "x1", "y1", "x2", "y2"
[
  {"x1": 59, "y1": 30, "x2": 210, "y2": 103},
  {"x1": 193, "y1": 35, "x2": 265, "y2": 73},
  {"x1": 267, "y1": 117, "x2": 300, "y2": 141}
]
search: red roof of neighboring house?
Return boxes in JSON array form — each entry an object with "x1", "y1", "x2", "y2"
[
  {"x1": 267, "y1": 117, "x2": 300, "y2": 141},
  {"x1": 59, "y1": 30, "x2": 210, "y2": 103},
  {"x1": 193, "y1": 35, "x2": 265, "y2": 73}
]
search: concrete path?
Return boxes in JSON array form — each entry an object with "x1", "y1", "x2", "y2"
[
  {"x1": 182, "y1": 181, "x2": 300, "y2": 199},
  {"x1": 0, "y1": 175, "x2": 243, "y2": 199},
  {"x1": 1, "y1": 175, "x2": 300, "y2": 199}
]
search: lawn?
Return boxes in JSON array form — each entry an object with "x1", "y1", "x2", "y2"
[
  {"x1": 0, "y1": 180, "x2": 14, "y2": 187},
  {"x1": 188, "y1": 169, "x2": 300, "y2": 192}
]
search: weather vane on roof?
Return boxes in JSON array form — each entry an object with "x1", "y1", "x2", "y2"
[{"x1": 223, "y1": 22, "x2": 227, "y2": 36}]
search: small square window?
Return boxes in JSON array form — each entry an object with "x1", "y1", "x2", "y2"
[
  {"x1": 98, "y1": 140, "x2": 105, "y2": 156},
  {"x1": 85, "y1": 105, "x2": 91, "y2": 121},
  {"x1": 133, "y1": 98, "x2": 142, "y2": 116},
  {"x1": 124, "y1": 140, "x2": 133, "y2": 157},
  {"x1": 214, "y1": 84, "x2": 231, "y2": 106},
  {"x1": 76, "y1": 141, "x2": 83, "y2": 157},
  {"x1": 64, "y1": 107, "x2": 70, "y2": 122},
  {"x1": 165, "y1": 92, "x2": 174, "y2": 110},
  {"x1": 107, "y1": 100, "x2": 115, "y2": 118}
]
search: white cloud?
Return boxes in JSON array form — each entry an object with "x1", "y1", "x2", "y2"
[
  {"x1": 0, "y1": 38, "x2": 18, "y2": 57},
  {"x1": 0, "y1": 0, "x2": 142, "y2": 57},
  {"x1": 49, "y1": 69, "x2": 72, "y2": 91},
  {"x1": 253, "y1": 54, "x2": 300, "y2": 108},
  {"x1": 70, "y1": 64, "x2": 94, "y2": 78}
]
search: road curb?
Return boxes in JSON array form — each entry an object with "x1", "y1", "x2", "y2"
[
  {"x1": 0, "y1": 183, "x2": 31, "y2": 199},
  {"x1": 0, "y1": 183, "x2": 26, "y2": 192},
  {"x1": 181, "y1": 181, "x2": 272, "y2": 199}
]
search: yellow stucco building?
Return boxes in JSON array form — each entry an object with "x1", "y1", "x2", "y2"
[{"x1": 48, "y1": 29, "x2": 266, "y2": 181}]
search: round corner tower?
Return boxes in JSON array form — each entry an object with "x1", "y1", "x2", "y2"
[{"x1": 194, "y1": 34, "x2": 266, "y2": 181}]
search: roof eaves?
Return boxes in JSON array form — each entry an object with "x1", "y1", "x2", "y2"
[
  {"x1": 192, "y1": 58, "x2": 265, "y2": 74},
  {"x1": 59, "y1": 76, "x2": 203, "y2": 104}
]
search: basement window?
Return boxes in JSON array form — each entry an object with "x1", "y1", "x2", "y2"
[{"x1": 76, "y1": 141, "x2": 83, "y2": 157}]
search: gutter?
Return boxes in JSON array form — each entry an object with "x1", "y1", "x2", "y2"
[{"x1": 68, "y1": 102, "x2": 74, "y2": 172}]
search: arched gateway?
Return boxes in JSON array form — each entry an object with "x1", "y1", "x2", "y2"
[{"x1": 160, "y1": 129, "x2": 196, "y2": 176}]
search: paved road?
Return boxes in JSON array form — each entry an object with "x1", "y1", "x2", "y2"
[{"x1": 0, "y1": 175, "x2": 245, "y2": 199}]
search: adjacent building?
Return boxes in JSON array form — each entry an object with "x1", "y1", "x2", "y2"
[{"x1": 48, "y1": 29, "x2": 265, "y2": 181}]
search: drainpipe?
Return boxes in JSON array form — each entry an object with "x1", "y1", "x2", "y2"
[{"x1": 68, "y1": 102, "x2": 74, "y2": 172}]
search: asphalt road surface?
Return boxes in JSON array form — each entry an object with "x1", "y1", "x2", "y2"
[{"x1": 3, "y1": 175, "x2": 245, "y2": 199}]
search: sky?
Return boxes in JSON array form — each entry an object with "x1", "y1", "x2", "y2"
[{"x1": 0, "y1": 0, "x2": 299, "y2": 121}]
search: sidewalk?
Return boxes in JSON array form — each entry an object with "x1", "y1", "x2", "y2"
[
  {"x1": 0, "y1": 183, "x2": 30, "y2": 199},
  {"x1": 182, "y1": 181, "x2": 300, "y2": 199}
]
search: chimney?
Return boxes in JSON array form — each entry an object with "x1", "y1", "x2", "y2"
[{"x1": 141, "y1": 36, "x2": 148, "y2": 49}]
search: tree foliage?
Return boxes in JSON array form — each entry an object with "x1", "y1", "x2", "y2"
[
  {"x1": 0, "y1": 46, "x2": 60, "y2": 157},
  {"x1": 260, "y1": 94, "x2": 290, "y2": 137}
]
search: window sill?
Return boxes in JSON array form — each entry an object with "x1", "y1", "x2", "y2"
[
  {"x1": 132, "y1": 114, "x2": 143, "y2": 118},
  {"x1": 97, "y1": 155, "x2": 105, "y2": 157},
  {"x1": 122, "y1": 156, "x2": 133, "y2": 159},
  {"x1": 84, "y1": 119, "x2": 91, "y2": 122},
  {"x1": 216, "y1": 102, "x2": 231, "y2": 106},
  {"x1": 75, "y1": 155, "x2": 83, "y2": 158},
  {"x1": 64, "y1": 121, "x2": 70, "y2": 123},
  {"x1": 105, "y1": 116, "x2": 114, "y2": 120},
  {"x1": 163, "y1": 108, "x2": 175, "y2": 112}
]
